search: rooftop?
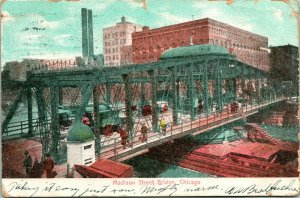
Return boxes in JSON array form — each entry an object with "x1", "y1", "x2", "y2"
[{"x1": 160, "y1": 44, "x2": 230, "y2": 60}]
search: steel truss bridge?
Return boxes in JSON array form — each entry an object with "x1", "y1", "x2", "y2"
[{"x1": 2, "y1": 45, "x2": 283, "y2": 162}]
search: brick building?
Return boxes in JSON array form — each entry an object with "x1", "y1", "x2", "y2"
[
  {"x1": 103, "y1": 17, "x2": 143, "y2": 66},
  {"x1": 132, "y1": 18, "x2": 269, "y2": 71},
  {"x1": 269, "y1": 44, "x2": 299, "y2": 96}
]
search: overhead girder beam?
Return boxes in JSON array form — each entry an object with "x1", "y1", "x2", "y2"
[
  {"x1": 28, "y1": 57, "x2": 267, "y2": 89},
  {"x1": 27, "y1": 87, "x2": 33, "y2": 135},
  {"x1": 50, "y1": 79, "x2": 60, "y2": 161},
  {"x1": 171, "y1": 67, "x2": 179, "y2": 125},
  {"x1": 74, "y1": 84, "x2": 94, "y2": 123},
  {"x1": 188, "y1": 63, "x2": 196, "y2": 120},
  {"x1": 203, "y1": 61, "x2": 210, "y2": 113},
  {"x1": 35, "y1": 86, "x2": 49, "y2": 157},
  {"x1": 93, "y1": 86, "x2": 101, "y2": 156},
  {"x1": 214, "y1": 60, "x2": 223, "y2": 111},
  {"x1": 149, "y1": 69, "x2": 159, "y2": 132},
  {"x1": 122, "y1": 74, "x2": 134, "y2": 143},
  {"x1": 2, "y1": 89, "x2": 26, "y2": 134}
]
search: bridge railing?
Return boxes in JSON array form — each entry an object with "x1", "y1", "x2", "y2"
[
  {"x1": 98, "y1": 96, "x2": 286, "y2": 159},
  {"x1": 2, "y1": 96, "x2": 286, "y2": 156},
  {"x1": 2, "y1": 117, "x2": 52, "y2": 138}
]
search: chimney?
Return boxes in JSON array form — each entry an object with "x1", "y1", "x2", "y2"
[
  {"x1": 88, "y1": 10, "x2": 94, "y2": 57},
  {"x1": 81, "y1": 8, "x2": 88, "y2": 64}
]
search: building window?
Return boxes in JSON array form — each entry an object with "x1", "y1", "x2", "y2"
[
  {"x1": 116, "y1": 55, "x2": 119, "y2": 60},
  {"x1": 84, "y1": 144, "x2": 92, "y2": 150},
  {"x1": 113, "y1": 48, "x2": 115, "y2": 53}
]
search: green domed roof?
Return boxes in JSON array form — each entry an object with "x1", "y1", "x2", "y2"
[
  {"x1": 66, "y1": 122, "x2": 95, "y2": 142},
  {"x1": 160, "y1": 44, "x2": 230, "y2": 60}
]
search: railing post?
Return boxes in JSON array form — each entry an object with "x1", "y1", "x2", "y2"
[
  {"x1": 114, "y1": 138, "x2": 117, "y2": 156},
  {"x1": 199, "y1": 116, "x2": 201, "y2": 127},
  {"x1": 20, "y1": 121, "x2": 23, "y2": 134},
  {"x1": 146, "y1": 129, "x2": 148, "y2": 145},
  {"x1": 181, "y1": 121, "x2": 183, "y2": 132},
  {"x1": 206, "y1": 113, "x2": 208, "y2": 125}
]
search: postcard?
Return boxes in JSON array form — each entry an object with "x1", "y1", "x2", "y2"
[{"x1": 1, "y1": 0, "x2": 299, "y2": 197}]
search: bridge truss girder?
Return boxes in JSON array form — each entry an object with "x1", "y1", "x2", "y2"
[{"x1": 3, "y1": 54, "x2": 268, "y2": 161}]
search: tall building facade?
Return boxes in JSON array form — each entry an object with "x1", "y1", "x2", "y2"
[
  {"x1": 270, "y1": 44, "x2": 299, "y2": 95},
  {"x1": 132, "y1": 18, "x2": 269, "y2": 71},
  {"x1": 103, "y1": 17, "x2": 143, "y2": 66}
]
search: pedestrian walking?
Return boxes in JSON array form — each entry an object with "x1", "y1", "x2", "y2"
[
  {"x1": 43, "y1": 153, "x2": 56, "y2": 178},
  {"x1": 118, "y1": 127, "x2": 130, "y2": 149},
  {"x1": 31, "y1": 157, "x2": 43, "y2": 178},
  {"x1": 23, "y1": 150, "x2": 32, "y2": 177},
  {"x1": 160, "y1": 118, "x2": 167, "y2": 136},
  {"x1": 140, "y1": 123, "x2": 148, "y2": 143}
]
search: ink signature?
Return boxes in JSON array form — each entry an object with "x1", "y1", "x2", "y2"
[
  {"x1": 225, "y1": 179, "x2": 299, "y2": 195},
  {"x1": 4, "y1": 179, "x2": 299, "y2": 197}
]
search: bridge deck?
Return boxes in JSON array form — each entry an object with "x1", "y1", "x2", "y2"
[
  {"x1": 2, "y1": 98, "x2": 285, "y2": 178},
  {"x1": 103, "y1": 98, "x2": 285, "y2": 161}
]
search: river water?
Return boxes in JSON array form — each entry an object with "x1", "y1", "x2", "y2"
[{"x1": 124, "y1": 121, "x2": 298, "y2": 178}]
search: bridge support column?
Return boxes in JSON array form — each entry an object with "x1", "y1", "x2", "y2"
[
  {"x1": 241, "y1": 65, "x2": 246, "y2": 103},
  {"x1": 149, "y1": 69, "x2": 159, "y2": 132},
  {"x1": 106, "y1": 84, "x2": 111, "y2": 104},
  {"x1": 93, "y1": 86, "x2": 101, "y2": 157},
  {"x1": 36, "y1": 87, "x2": 48, "y2": 159},
  {"x1": 214, "y1": 61, "x2": 223, "y2": 111},
  {"x1": 256, "y1": 78, "x2": 261, "y2": 103},
  {"x1": 188, "y1": 64, "x2": 195, "y2": 120},
  {"x1": 204, "y1": 61, "x2": 210, "y2": 114},
  {"x1": 50, "y1": 83, "x2": 60, "y2": 162},
  {"x1": 171, "y1": 67, "x2": 179, "y2": 125},
  {"x1": 76, "y1": 85, "x2": 94, "y2": 122},
  {"x1": 233, "y1": 78, "x2": 237, "y2": 101},
  {"x1": 27, "y1": 87, "x2": 33, "y2": 136},
  {"x1": 139, "y1": 82, "x2": 146, "y2": 117},
  {"x1": 122, "y1": 74, "x2": 134, "y2": 144},
  {"x1": 58, "y1": 88, "x2": 63, "y2": 106}
]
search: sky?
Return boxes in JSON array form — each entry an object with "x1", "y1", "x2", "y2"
[{"x1": 1, "y1": 0, "x2": 298, "y2": 66}]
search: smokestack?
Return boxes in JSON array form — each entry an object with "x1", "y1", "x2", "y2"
[
  {"x1": 88, "y1": 10, "x2": 94, "y2": 57},
  {"x1": 81, "y1": 8, "x2": 88, "y2": 64}
]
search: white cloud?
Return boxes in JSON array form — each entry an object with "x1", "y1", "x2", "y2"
[
  {"x1": 124, "y1": 0, "x2": 142, "y2": 9},
  {"x1": 202, "y1": 8, "x2": 222, "y2": 19},
  {"x1": 38, "y1": 17, "x2": 61, "y2": 29},
  {"x1": 53, "y1": 34, "x2": 72, "y2": 41},
  {"x1": 53, "y1": 34, "x2": 73, "y2": 46},
  {"x1": 17, "y1": 33, "x2": 43, "y2": 44},
  {"x1": 271, "y1": 7, "x2": 283, "y2": 22},
  {"x1": 155, "y1": 12, "x2": 189, "y2": 27},
  {"x1": 22, "y1": 52, "x2": 81, "y2": 60},
  {"x1": 194, "y1": 1, "x2": 209, "y2": 9},
  {"x1": 198, "y1": 7, "x2": 256, "y2": 32}
]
